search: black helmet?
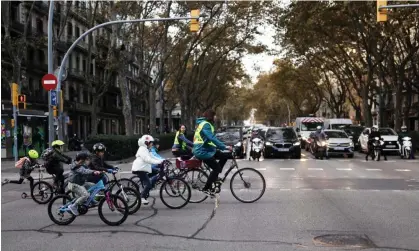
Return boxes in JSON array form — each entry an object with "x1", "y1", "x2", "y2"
[
  {"x1": 75, "y1": 152, "x2": 90, "y2": 161},
  {"x1": 93, "y1": 143, "x2": 106, "y2": 153},
  {"x1": 153, "y1": 138, "x2": 160, "y2": 144}
]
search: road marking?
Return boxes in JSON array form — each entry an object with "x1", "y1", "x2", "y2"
[
  {"x1": 338, "y1": 160, "x2": 350, "y2": 162},
  {"x1": 280, "y1": 168, "x2": 295, "y2": 171},
  {"x1": 302, "y1": 188, "x2": 312, "y2": 190},
  {"x1": 371, "y1": 190, "x2": 380, "y2": 192},
  {"x1": 302, "y1": 153, "x2": 306, "y2": 157},
  {"x1": 120, "y1": 171, "x2": 132, "y2": 174},
  {"x1": 366, "y1": 169, "x2": 382, "y2": 171},
  {"x1": 279, "y1": 188, "x2": 291, "y2": 191},
  {"x1": 387, "y1": 160, "x2": 396, "y2": 163},
  {"x1": 308, "y1": 168, "x2": 323, "y2": 171},
  {"x1": 336, "y1": 168, "x2": 352, "y2": 171},
  {"x1": 255, "y1": 168, "x2": 266, "y2": 171},
  {"x1": 407, "y1": 160, "x2": 419, "y2": 163},
  {"x1": 395, "y1": 169, "x2": 411, "y2": 172}
]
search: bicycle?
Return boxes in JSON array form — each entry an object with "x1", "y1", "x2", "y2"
[
  {"x1": 29, "y1": 165, "x2": 68, "y2": 204},
  {"x1": 67, "y1": 168, "x2": 141, "y2": 215},
  {"x1": 130, "y1": 161, "x2": 191, "y2": 209},
  {"x1": 200, "y1": 148, "x2": 266, "y2": 203},
  {"x1": 47, "y1": 179, "x2": 129, "y2": 226}
]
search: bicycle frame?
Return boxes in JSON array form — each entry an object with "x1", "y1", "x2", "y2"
[
  {"x1": 219, "y1": 158, "x2": 239, "y2": 183},
  {"x1": 59, "y1": 180, "x2": 108, "y2": 213}
]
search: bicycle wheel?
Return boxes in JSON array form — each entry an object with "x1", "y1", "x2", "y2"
[
  {"x1": 31, "y1": 181, "x2": 54, "y2": 204},
  {"x1": 130, "y1": 176, "x2": 143, "y2": 191},
  {"x1": 115, "y1": 187, "x2": 141, "y2": 215},
  {"x1": 159, "y1": 178, "x2": 191, "y2": 209},
  {"x1": 184, "y1": 169, "x2": 208, "y2": 203},
  {"x1": 47, "y1": 195, "x2": 76, "y2": 225},
  {"x1": 98, "y1": 194, "x2": 129, "y2": 226},
  {"x1": 119, "y1": 178, "x2": 140, "y2": 191},
  {"x1": 230, "y1": 168, "x2": 266, "y2": 203}
]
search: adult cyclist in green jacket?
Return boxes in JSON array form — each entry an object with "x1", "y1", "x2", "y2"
[{"x1": 193, "y1": 109, "x2": 232, "y2": 196}]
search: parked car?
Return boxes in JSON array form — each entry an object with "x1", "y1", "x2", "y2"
[
  {"x1": 339, "y1": 125, "x2": 364, "y2": 150},
  {"x1": 264, "y1": 127, "x2": 301, "y2": 159},
  {"x1": 358, "y1": 127, "x2": 400, "y2": 154},
  {"x1": 323, "y1": 130, "x2": 354, "y2": 158},
  {"x1": 216, "y1": 127, "x2": 245, "y2": 158}
]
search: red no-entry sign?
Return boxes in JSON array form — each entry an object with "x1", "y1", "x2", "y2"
[{"x1": 41, "y1": 74, "x2": 58, "y2": 91}]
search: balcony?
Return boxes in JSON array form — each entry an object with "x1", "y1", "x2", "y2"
[
  {"x1": 99, "y1": 105, "x2": 122, "y2": 115},
  {"x1": 26, "y1": 61, "x2": 48, "y2": 74},
  {"x1": 75, "y1": 102, "x2": 92, "y2": 112},
  {"x1": 68, "y1": 68, "x2": 86, "y2": 81}
]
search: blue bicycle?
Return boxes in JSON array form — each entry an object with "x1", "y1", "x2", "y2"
[{"x1": 47, "y1": 179, "x2": 129, "y2": 226}]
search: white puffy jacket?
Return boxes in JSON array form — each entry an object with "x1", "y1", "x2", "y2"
[{"x1": 131, "y1": 137, "x2": 163, "y2": 173}]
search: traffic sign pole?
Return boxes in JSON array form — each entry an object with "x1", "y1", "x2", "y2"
[{"x1": 48, "y1": 1, "x2": 54, "y2": 147}]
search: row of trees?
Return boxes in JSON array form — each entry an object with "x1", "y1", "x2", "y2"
[
  {"x1": 1, "y1": 1, "x2": 274, "y2": 136},
  {"x1": 242, "y1": 1, "x2": 418, "y2": 128}
]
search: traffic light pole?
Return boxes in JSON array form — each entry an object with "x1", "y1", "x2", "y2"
[
  {"x1": 55, "y1": 16, "x2": 197, "y2": 140},
  {"x1": 47, "y1": 1, "x2": 54, "y2": 147},
  {"x1": 12, "y1": 84, "x2": 18, "y2": 162}
]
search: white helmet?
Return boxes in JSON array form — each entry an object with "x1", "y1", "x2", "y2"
[
  {"x1": 372, "y1": 125, "x2": 378, "y2": 131},
  {"x1": 138, "y1": 135, "x2": 154, "y2": 147},
  {"x1": 401, "y1": 125, "x2": 407, "y2": 132},
  {"x1": 316, "y1": 126, "x2": 322, "y2": 130}
]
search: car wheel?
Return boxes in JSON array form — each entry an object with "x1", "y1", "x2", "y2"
[{"x1": 294, "y1": 152, "x2": 301, "y2": 159}]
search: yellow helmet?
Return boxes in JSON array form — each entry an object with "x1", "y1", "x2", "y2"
[
  {"x1": 28, "y1": 149, "x2": 39, "y2": 159},
  {"x1": 51, "y1": 140, "x2": 65, "y2": 147}
]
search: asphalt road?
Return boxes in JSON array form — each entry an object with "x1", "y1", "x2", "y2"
[{"x1": 2, "y1": 150, "x2": 419, "y2": 251}]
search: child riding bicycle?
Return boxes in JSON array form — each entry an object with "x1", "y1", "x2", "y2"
[{"x1": 2, "y1": 149, "x2": 41, "y2": 188}]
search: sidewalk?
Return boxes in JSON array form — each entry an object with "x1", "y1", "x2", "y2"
[{"x1": 1, "y1": 150, "x2": 173, "y2": 173}]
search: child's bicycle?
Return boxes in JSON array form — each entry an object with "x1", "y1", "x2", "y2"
[
  {"x1": 47, "y1": 179, "x2": 129, "y2": 226},
  {"x1": 129, "y1": 161, "x2": 191, "y2": 209},
  {"x1": 29, "y1": 166, "x2": 68, "y2": 204}
]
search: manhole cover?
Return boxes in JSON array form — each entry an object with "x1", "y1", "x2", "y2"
[{"x1": 313, "y1": 234, "x2": 375, "y2": 248}]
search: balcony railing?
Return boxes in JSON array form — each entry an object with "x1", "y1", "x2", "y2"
[
  {"x1": 68, "y1": 68, "x2": 86, "y2": 80},
  {"x1": 75, "y1": 102, "x2": 92, "y2": 112}
]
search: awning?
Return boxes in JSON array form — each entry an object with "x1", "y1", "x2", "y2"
[{"x1": 302, "y1": 118, "x2": 324, "y2": 123}]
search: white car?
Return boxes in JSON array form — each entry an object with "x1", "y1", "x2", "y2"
[
  {"x1": 323, "y1": 130, "x2": 354, "y2": 158},
  {"x1": 358, "y1": 127, "x2": 400, "y2": 153}
]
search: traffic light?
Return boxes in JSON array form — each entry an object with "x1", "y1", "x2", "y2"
[
  {"x1": 11, "y1": 83, "x2": 18, "y2": 106},
  {"x1": 11, "y1": 119, "x2": 15, "y2": 128},
  {"x1": 53, "y1": 106, "x2": 57, "y2": 117},
  {"x1": 17, "y1": 94, "x2": 26, "y2": 110},
  {"x1": 190, "y1": 9, "x2": 200, "y2": 32},
  {"x1": 377, "y1": 0, "x2": 388, "y2": 22}
]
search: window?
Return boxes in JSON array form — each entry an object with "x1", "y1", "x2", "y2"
[
  {"x1": 266, "y1": 128, "x2": 297, "y2": 141},
  {"x1": 28, "y1": 48, "x2": 35, "y2": 61},
  {"x1": 75, "y1": 26, "x2": 80, "y2": 37},
  {"x1": 90, "y1": 63, "x2": 94, "y2": 74},
  {"x1": 82, "y1": 59, "x2": 86, "y2": 72},
  {"x1": 67, "y1": 22, "x2": 73, "y2": 37},
  {"x1": 11, "y1": 4, "x2": 19, "y2": 21},
  {"x1": 324, "y1": 131, "x2": 349, "y2": 139},
  {"x1": 83, "y1": 89, "x2": 88, "y2": 104},
  {"x1": 36, "y1": 18, "x2": 43, "y2": 33},
  {"x1": 38, "y1": 50, "x2": 45, "y2": 63},
  {"x1": 75, "y1": 1, "x2": 79, "y2": 8},
  {"x1": 75, "y1": 56, "x2": 80, "y2": 70}
]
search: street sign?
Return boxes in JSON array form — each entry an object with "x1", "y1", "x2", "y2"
[
  {"x1": 65, "y1": 116, "x2": 70, "y2": 124},
  {"x1": 54, "y1": 66, "x2": 68, "y2": 81},
  {"x1": 51, "y1": 90, "x2": 57, "y2": 106},
  {"x1": 42, "y1": 74, "x2": 58, "y2": 91}
]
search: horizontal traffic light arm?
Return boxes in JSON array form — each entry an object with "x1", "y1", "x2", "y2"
[{"x1": 378, "y1": 4, "x2": 419, "y2": 9}]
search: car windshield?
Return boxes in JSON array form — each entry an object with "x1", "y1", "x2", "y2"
[
  {"x1": 325, "y1": 131, "x2": 348, "y2": 138},
  {"x1": 379, "y1": 128, "x2": 396, "y2": 135},
  {"x1": 331, "y1": 124, "x2": 351, "y2": 129},
  {"x1": 216, "y1": 131, "x2": 241, "y2": 141},
  {"x1": 301, "y1": 122, "x2": 323, "y2": 131},
  {"x1": 266, "y1": 128, "x2": 297, "y2": 140},
  {"x1": 341, "y1": 126, "x2": 363, "y2": 135}
]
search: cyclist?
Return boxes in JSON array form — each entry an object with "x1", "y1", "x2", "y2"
[
  {"x1": 366, "y1": 125, "x2": 387, "y2": 161},
  {"x1": 2, "y1": 149, "x2": 40, "y2": 188},
  {"x1": 67, "y1": 152, "x2": 102, "y2": 216},
  {"x1": 193, "y1": 109, "x2": 232, "y2": 196},
  {"x1": 42, "y1": 140, "x2": 72, "y2": 193},
  {"x1": 172, "y1": 125, "x2": 193, "y2": 157},
  {"x1": 88, "y1": 143, "x2": 116, "y2": 184},
  {"x1": 132, "y1": 135, "x2": 168, "y2": 205}
]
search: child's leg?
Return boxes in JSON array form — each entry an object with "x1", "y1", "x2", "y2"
[
  {"x1": 71, "y1": 184, "x2": 90, "y2": 205},
  {"x1": 138, "y1": 172, "x2": 151, "y2": 199},
  {"x1": 26, "y1": 176, "x2": 35, "y2": 189},
  {"x1": 9, "y1": 177, "x2": 25, "y2": 184}
]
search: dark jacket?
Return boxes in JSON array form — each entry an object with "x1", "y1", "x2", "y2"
[
  {"x1": 398, "y1": 131, "x2": 409, "y2": 142},
  {"x1": 68, "y1": 161, "x2": 95, "y2": 186},
  {"x1": 20, "y1": 158, "x2": 39, "y2": 177},
  {"x1": 369, "y1": 131, "x2": 382, "y2": 141},
  {"x1": 45, "y1": 149, "x2": 72, "y2": 173},
  {"x1": 89, "y1": 154, "x2": 113, "y2": 172}
]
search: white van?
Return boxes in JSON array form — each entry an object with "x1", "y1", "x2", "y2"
[
  {"x1": 324, "y1": 118, "x2": 353, "y2": 130},
  {"x1": 295, "y1": 117, "x2": 324, "y2": 148}
]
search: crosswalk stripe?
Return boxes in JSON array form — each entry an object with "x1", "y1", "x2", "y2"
[
  {"x1": 395, "y1": 169, "x2": 411, "y2": 172},
  {"x1": 366, "y1": 169, "x2": 382, "y2": 171},
  {"x1": 255, "y1": 168, "x2": 266, "y2": 171},
  {"x1": 280, "y1": 168, "x2": 295, "y2": 171},
  {"x1": 336, "y1": 168, "x2": 352, "y2": 171},
  {"x1": 308, "y1": 168, "x2": 323, "y2": 171}
]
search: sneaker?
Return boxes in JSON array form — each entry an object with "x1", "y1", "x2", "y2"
[
  {"x1": 91, "y1": 200, "x2": 99, "y2": 207},
  {"x1": 201, "y1": 189, "x2": 215, "y2": 197},
  {"x1": 141, "y1": 198, "x2": 149, "y2": 205},
  {"x1": 68, "y1": 204, "x2": 79, "y2": 216},
  {"x1": 2, "y1": 179, "x2": 10, "y2": 186}
]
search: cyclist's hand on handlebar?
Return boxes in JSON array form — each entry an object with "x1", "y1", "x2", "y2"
[
  {"x1": 227, "y1": 146, "x2": 233, "y2": 152},
  {"x1": 107, "y1": 169, "x2": 117, "y2": 174},
  {"x1": 93, "y1": 171, "x2": 101, "y2": 175}
]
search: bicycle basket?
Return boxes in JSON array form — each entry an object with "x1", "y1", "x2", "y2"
[{"x1": 175, "y1": 159, "x2": 202, "y2": 169}]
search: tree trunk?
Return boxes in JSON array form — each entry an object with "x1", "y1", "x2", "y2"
[
  {"x1": 149, "y1": 86, "x2": 157, "y2": 134},
  {"x1": 12, "y1": 61, "x2": 22, "y2": 84},
  {"x1": 121, "y1": 76, "x2": 134, "y2": 136},
  {"x1": 394, "y1": 83, "x2": 403, "y2": 130},
  {"x1": 159, "y1": 88, "x2": 165, "y2": 134},
  {"x1": 167, "y1": 108, "x2": 173, "y2": 132},
  {"x1": 90, "y1": 98, "x2": 99, "y2": 136},
  {"x1": 362, "y1": 85, "x2": 372, "y2": 126}
]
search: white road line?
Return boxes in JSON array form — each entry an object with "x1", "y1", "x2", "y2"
[
  {"x1": 120, "y1": 171, "x2": 132, "y2": 174},
  {"x1": 280, "y1": 168, "x2": 295, "y2": 171},
  {"x1": 302, "y1": 188, "x2": 312, "y2": 190},
  {"x1": 336, "y1": 168, "x2": 352, "y2": 171},
  {"x1": 407, "y1": 160, "x2": 419, "y2": 163},
  {"x1": 255, "y1": 168, "x2": 267, "y2": 171},
  {"x1": 279, "y1": 188, "x2": 291, "y2": 191},
  {"x1": 387, "y1": 160, "x2": 396, "y2": 163},
  {"x1": 366, "y1": 169, "x2": 382, "y2": 171},
  {"x1": 370, "y1": 190, "x2": 380, "y2": 192},
  {"x1": 395, "y1": 169, "x2": 411, "y2": 172},
  {"x1": 308, "y1": 168, "x2": 323, "y2": 171},
  {"x1": 338, "y1": 160, "x2": 350, "y2": 162}
]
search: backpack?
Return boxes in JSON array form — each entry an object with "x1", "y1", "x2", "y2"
[
  {"x1": 41, "y1": 148, "x2": 54, "y2": 161},
  {"x1": 15, "y1": 157, "x2": 29, "y2": 169}
]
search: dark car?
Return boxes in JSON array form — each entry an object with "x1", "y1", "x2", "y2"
[
  {"x1": 216, "y1": 127, "x2": 245, "y2": 158},
  {"x1": 339, "y1": 125, "x2": 364, "y2": 150},
  {"x1": 263, "y1": 127, "x2": 301, "y2": 159}
]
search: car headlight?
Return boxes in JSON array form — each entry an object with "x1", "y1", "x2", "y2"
[
  {"x1": 293, "y1": 142, "x2": 300, "y2": 146},
  {"x1": 349, "y1": 142, "x2": 354, "y2": 147},
  {"x1": 265, "y1": 142, "x2": 273, "y2": 146}
]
